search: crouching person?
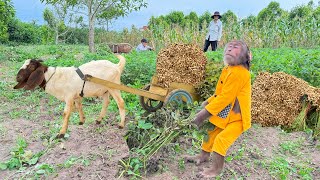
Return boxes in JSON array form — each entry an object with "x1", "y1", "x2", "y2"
[{"x1": 186, "y1": 40, "x2": 252, "y2": 178}]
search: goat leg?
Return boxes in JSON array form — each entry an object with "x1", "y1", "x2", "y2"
[
  {"x1": 97, "y1": 92, "x2": 110, "y2": 124},
  {"x1": 57, "y1": 100, "x2": 73, "y2": 138},
  {"x1": 110, "y1": 90, "x2": 126, "y2": 128},
  {"x1": 74, "y1": 98, "x2": 85, "y2": 125}
]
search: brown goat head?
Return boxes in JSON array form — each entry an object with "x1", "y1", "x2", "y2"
[{"x1": 14, "y1": 59, "x2": 48, "y2": 90}]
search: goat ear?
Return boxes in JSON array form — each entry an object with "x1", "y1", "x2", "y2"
[
  {"x1": 24, "y1": 67, "x2": 45, "y2": 90},
  {"x1": 14, "y1": 81, "x2": 27, "y2": 89}
]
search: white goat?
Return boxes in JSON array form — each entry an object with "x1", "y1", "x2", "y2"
[{"x1": 14, "y1": 54, "x2": 126, "y2": 138}]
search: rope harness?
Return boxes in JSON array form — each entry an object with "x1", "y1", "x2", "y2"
[{"x1": 42, "y1": 67, "x2": 56, "y2": 90}]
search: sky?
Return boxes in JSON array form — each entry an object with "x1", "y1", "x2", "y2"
[{"x1": 11, "y1": 0, "x2": 314, "y2": 31}]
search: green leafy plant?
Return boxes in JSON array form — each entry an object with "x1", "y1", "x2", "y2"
[{"x1": 0, "y1": 137, "x2": 43, "y2": 170}]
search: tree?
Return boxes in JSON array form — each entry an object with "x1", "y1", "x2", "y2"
[
  {"x1": 241, "y1": 15, "x2": 257, "y2": 26},
  {"x1": 97, "y1": 6, "x2": 121, "y2": 31},
  {"x1": 166, "y1": 11, "x2": 184, "y2": 25},
  {"x1": 313, "y1": 6, "x2": 320, "y2": 20},
  {"x1": 0, "y1": 0, "x2": 15, "y2": 43},
  {"x1": 199, "y1": 11, "x2": 211, "y2": 30},
  {"x1": 185, "y1": 11, "x2": 199, "y2": 27},
  {"x1": 43, "y1": 1, "x2": 80, "y2": 44},
  {"x1": 289, "y1": 4, "x2": 313, "y2": 19},
  {"x1": 42, "y1": 0, "x2": 147, "y2": 52},
  {"x1": 257, "y1": 1, "x2": 285, "y2": 22},
  {"x1": 221, "y1": 10, "x2": 237, "y2": 23}
]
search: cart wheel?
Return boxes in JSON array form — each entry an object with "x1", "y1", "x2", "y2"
[
  {"x1": 139, "y1": 84, "x2": 164, "y2": 112},
  {"x1": 164, "y1": 89, "x2": 193, "y2": 117}
]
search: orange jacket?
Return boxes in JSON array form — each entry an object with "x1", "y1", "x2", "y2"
[{"x1": 205, "y1": 65, "x2": 251, "y2": 131}]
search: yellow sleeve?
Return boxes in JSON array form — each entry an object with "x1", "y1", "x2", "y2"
[
  {"x1": 205, "y1": 72, "x2": 241, "y2": 116},
  {"x1": 207, "y1": 96, "x2": 215, "y2": 103}
]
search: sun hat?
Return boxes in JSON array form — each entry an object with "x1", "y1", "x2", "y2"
[
  {"x1": 211, "y1": 11, "x2": 221, "y2": 19},
  {"x1": 141, "y1": 38, "x2": 148, "y2": 43}
]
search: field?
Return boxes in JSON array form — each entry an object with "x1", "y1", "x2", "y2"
[{"x1": 0, "y1": 45, "x2": 319, "y2": 179}]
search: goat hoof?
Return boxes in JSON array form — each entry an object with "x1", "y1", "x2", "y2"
[
  {"x1": 118, "y1": 124, "x2": 124, "y2": 129},
  {"x1": 79, "y1": 122, "x2": 84, "y2": 125},
  {"x1": 96, "y1": 121, "x2": 101, "y2": 125},
  {"x1": 56, "y1": 134, "x2": 65, "y2": 139}
]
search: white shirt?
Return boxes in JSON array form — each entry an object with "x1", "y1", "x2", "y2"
[
  {"x1": 136, "y1": 43, "x2": 152, "y2": 51},
  {"x1": 206, "y1": 19, "x2": 223, "y2": 41}
]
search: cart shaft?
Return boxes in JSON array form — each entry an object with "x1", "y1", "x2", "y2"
[{"x1": 85, "y1": 75, "x2": 166, "y2": 101}]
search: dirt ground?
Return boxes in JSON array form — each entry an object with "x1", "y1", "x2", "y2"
[
  {"x1": 0, "y1": 61, "x2": 319, "y2": 179},
  {"x1": 0, "y1": 114, "x2": 319, "y2": 179},
  {"x1": 0, "y1": 118, "x2": 129, "y2": 179}
]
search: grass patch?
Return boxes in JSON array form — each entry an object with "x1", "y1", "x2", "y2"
[
  {"x1": 279, "y1": 139, "x2": 303, "y2": 155},
  {"x1": 0, "y1": 137, "x2": 44, "y2": 170}
]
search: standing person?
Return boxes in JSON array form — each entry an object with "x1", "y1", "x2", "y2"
[
  {"x1": 186, "y1": 40, "x2": 252, "y2": 178},
  {"x1": 136, "y1": 38, "x2": 153, "y2": 52},
  {"x1": 203, "y1": 11, "x2": 223, "y2": 52}
]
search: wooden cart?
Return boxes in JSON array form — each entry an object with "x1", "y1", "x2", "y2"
[{"x1": 81, "y1": 73, "x2": 198, "y2": 112}]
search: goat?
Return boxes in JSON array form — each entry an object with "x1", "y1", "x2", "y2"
[{"x1": 14, "y1": 54, "x2": 126, "y2": 138}]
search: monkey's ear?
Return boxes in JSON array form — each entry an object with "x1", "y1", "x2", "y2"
[{"x1": 24, "y1": 67, "x2": 45, "y2": 90}]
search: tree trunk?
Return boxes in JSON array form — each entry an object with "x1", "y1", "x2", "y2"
[
  {"x1": 88, "y1": 19, "x2": 95, "y2": 52},
  {"x1": 55, "y1": 28, "x2": 59, "y2": 45},
  {"x1": 88, "y1": 8, "x2": 95, "y2": 52}
]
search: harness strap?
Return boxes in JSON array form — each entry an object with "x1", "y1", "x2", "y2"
[
  {"x1": 80, "y1": 80, "x2": 86, "y2": 97},
  {"x1": 42, "y1": 67, "x2": 56, "y2": 89},
  {"x1": 75, "y1": 68, "x2": 86, "y2": 97}
]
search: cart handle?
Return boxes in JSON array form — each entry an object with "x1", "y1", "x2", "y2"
[{"x1": 83, "y1": 74, "x2": 166, "y2": 102}]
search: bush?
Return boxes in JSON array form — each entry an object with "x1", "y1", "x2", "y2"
[{"x1": 7, "y1": 19, "x2": 42, "y2": 44}]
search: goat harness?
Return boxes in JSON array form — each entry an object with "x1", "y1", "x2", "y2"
[
  {"x1": 42, "y1": 67, "x2": 56, "y2": 90},
  {"x1": 75, "y1": 68, "x2": 86, "y2": 97}
]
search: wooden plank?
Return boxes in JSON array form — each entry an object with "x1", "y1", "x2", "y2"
[
  {"x1": 151, "y1": 75, "x2": 159, "y2": 85},
  {"x1": 169, "y1": 82, "x2": 196, "y2": 93},
  {"x1": 149, "y1": 85, "x2": 168, "y2": 96},
  {"x1": 85, "y1": 75, "x2": 166, "y2": 101}
]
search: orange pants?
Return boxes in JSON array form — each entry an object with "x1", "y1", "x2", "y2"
[{"x1": 202, "y1": 111, "x2": 243, "y2": 156}]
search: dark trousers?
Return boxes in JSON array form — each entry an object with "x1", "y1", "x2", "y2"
[{"x1": 203, "y1": 40, "x2": 218, "y2": 52}]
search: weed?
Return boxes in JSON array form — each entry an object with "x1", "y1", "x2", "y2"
[
  {"x1": 226, "y1": 143, "x2": 246, "y2": 162},
  {"x1": 34, "y1": 163, "x2": 56, "y2": 176},
  {"x1": 279, "y1": 140, "x2": 302, "y2": 155},
  {"x1": 296, "y1": 164, "x2": 314, "y2": 180},
  {"x1": 263, "y1": 156, "x2": 293, "y2": 180},
  {"x1": 118, "y1": 157, "x2": 143, "y2": 179},
  {"x1": 57, "y1": 155, "x2": 91, "y2": 169},
  {"x1": 0, "y1": 137, "x2": 44, "y2": 170},
  {"x1": 178, "y1": 158, "x2": 185, "y2": 170}
]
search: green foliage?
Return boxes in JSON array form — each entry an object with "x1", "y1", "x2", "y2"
[
  {"x1": 0, "y1": 0, "x2": 15, "y2": 43},
  {"x1": 0, "y1": 137, "x2": 44, "y2": 170},
  {"x1": 279, "y1": 140, "x2": 302, "y2": 155},
  {"x1": 199, "y1": 11, "x2": 211, "y2": 29},
  {"x1": 289, "y1": 4, "x2": 313, "y2": 19},
  {"x1": 120, "y1": 51, "x2": 156, "y2": 85},
  {"x1": 221, "y1": 10, "x2": 237, "y2": 23},
  {"x1": 43, "y1": 8, "x2": 56, "y2": 29},
  {"x1": 41, "y1": 0, "x2": 148, "y2": 51},
  {"x1": 263, "y1": 156, "x2": 315, "y2": 180},
  {"x1": 249, "y1": 48, "x2": 320, "y2": 87},
  {"x1": 166, "y1": 11, "x2": 185, "y2": 25},
  {"x1": 7, "y1": 19, "x2": 42, "y2": 44},
  {"x1": 263, "y1": 157, "x2": 292, "y2": 180},
  {"x1": 195, "y1": 59, "x2": 224, "y2": 101},
  {"x1": 257, "y1": 1, "x2": 284, "y2": 22},
  {"x1": 185, "y1": 11, "x2": 199, "y2": 24}
]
